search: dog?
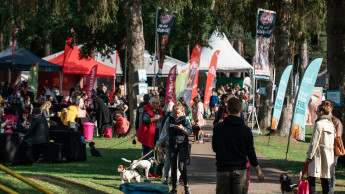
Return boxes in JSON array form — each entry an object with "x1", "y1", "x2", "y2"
[
  {"x1": 121, "y1": 157, "x2": 155, "y2": 178},
  {"x1": 89, "y1": 142, "x2": 102, "y2": 157},
  {"x1": 279, "y1": 173, "x2": 298, "y2": 194},
  {"x1": 117, "y1": 165, "x2": 141, "y2": 184},
  {"x1": 192, "y1": 126, "x2": 205, "y2": 144}
]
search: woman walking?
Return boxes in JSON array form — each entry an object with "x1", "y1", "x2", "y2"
[{"x1": 306, "y1": 102, "x2": 335, "y2": 194}]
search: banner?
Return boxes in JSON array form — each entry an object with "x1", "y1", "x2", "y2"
[
  {"x1": 12, "y1": 25, "x2": 19, "y2": 59},
  {"x1": 305, "y1": 87, "x2": 323, "y2": 125},
  {"x1": 290, "y1": 58, "x2": 323, "y2": 141},
  {"x1": 156, "y1": 10, "x2": 178, "y2": 77},
  {"x1": 271, "y1": 65, "x2": 293, "y2": 130},
  {"x1": 86, "y1": 65, "x2": 98, "y2": 105},
  {"x1": 165, "y1": 65, "x2": 177, "y2": 106},
  {"x1": 27, "y1": 62, "x2": 39, "y2": 100},
  {"x1": 175, "y1": 67, "x2": 190, "y2": 100},
  {"x1": 204, "y1": 50, "x2": 220, "y2": 107},
  {"x1": 189, "y1": 44, "x2": 202, "y2": 106},
  {"x1": 254, "y1": 9, "x2": 276, "y2": 81},
  {"x1": 184, "y1": 68, "x2": 197, "y2": 105}
]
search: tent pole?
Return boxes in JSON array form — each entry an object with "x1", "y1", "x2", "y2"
[
  {"x1": 8, "y1": 69, "x2": 11, "y2": 84},
  {"x1": 113, "y1": 74, "x2": 115, "y2": 92},
  {"x1": 60, "y1": 72, "x2": 63, "y2": 94},
  {"x1": 252, "y1": 68, "x2": 255, "y2": 130}
]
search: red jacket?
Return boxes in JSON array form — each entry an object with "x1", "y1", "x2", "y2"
[
  {"x1": 114, "y1": 117, "x2": 129, "y2": 135},
  {"x1": 136, "y1": 104, "x2": 163, "y2": 147}
]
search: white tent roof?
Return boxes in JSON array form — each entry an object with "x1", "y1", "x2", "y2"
[
  {"x1": 44, "y1": 46, "x2": 187, "y2": 77},
  {"x1": 199, "y1": 30, "x2": 253, "y2": 72}
]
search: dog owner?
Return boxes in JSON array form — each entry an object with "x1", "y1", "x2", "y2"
[
  {"x1": 135, "y1": 94, "x2": 150, "y2": 131},
  {"x1": 137, "y1": 96, "x2": 163, "y2": 177},
  {"x1": 155, "y1": 102, "x2": 192, "y2": 194},
  {"x1": 212, "y1": 97, "x2": 264, "y2": 194},
  {"x1": 322, "y1": 100, "x2": 343, "y2": 193},
  {"x1": 306, "y1": 102, "x2": 335, "y2": 194},
  {"x1": 60, "y1": 101, "x2": 79, "y2": 131}
]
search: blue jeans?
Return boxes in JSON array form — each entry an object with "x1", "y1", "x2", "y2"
[
  {"x1": 164, "y1": 146, "x2": 170, "y2": 179},
  {"x1": 142, "y1": 144, "x2": 155, "y2": 174}
]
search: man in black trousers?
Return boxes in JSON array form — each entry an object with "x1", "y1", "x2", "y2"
[{"x1": 212, "y1": 97, "x2": 264, "y2": 194}]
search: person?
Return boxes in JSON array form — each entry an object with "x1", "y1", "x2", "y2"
[
  {"x1": 92, "y1": 95, "x2": 112, "y2": 137},
  {"x1": 254, "y1": 92, "x2": 260, "y2": 114},
  {"x1": 78, "y1": 93, "x2": 88, "y2": 109},
  {"x1": 192, "y1": 97, "x2": 205, "y2": 128},
  {"x1": 217, "y1": 84, "x2": 226, "y2": 97},
  {"x1": 209, "y1": 92, "x2": 219, "y2": 117},
  {"x1": 159, "y1": 96, "x2": 165, "y2": 110},
  {"x1": 322, "y1": 100, "x2": 343, "y2": 193},
  {"x1": 212, "y1": 97, "x2": 264, "y2": 193},
  {"x1": 306, "y1": 103, "x2": 335, "y2": 194},
  {"x1": 6, "y1": 83, "x2": 14, "y2": 103},
  {"x1": 179, "y1": 97, "x2": 193, "y2": 123},
  {"x1": 17, "y1": 110, "x2": 30, "y2": 129},
  {"x1": 0, "y1": 107, "x2": 12, "y2": 131},
  {"x1": 22, "y1": 96, "x2": 33, "y2": 115},
  {"x1": 114, "y1": 113, "x2": 129, "y2": 136},
  {"x1": 155, "y1": 102, "x2": 192, "y2": 194},
  {"x1": 22, "y1": 109, "x2": 50, "y2": 161},
  {"x1": 52, "y1": 85, "x2": 60, "y2": 96},
  {"x1": 214, "y1": 93, "x2": 233, "y2": 126},
  {"x1": 60, "y1": 102, "x2": 79, "y2": 131},
  {"x1": 113, "y1": 96, "x2": 128, "y2": 116},
  {"x1": 40, "y1": 101, "x2": 54, "y2": 123},
  {"x1": 136, "y1": 96, "x2": 163, "y2": 178},
  {"x1": 135, "y1": 94, "x2": 150, "y2": 131}
]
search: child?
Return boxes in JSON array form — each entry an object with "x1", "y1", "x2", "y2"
[
  {"x1": 155, "y1": 102, "x2": 192, "y2": 194},
  {"x1": 114, "y1": 113, "x2": 129, "y2": 136}
]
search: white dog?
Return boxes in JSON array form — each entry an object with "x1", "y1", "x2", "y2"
[
  {"x1": 117, "y1": 165, "x2": 141, "y2": 184},
  {"x1": 121, "y1": 157, "x2": 155, "y2": 178}
]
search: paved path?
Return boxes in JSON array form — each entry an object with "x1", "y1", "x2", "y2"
[{"x1": 184, "y1": 119, "x2": 286, "y2": 194}]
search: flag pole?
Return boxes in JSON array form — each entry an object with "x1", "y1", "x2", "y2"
[{"x1": 153, "y1": 7, "x2": 160, "y2": 93}]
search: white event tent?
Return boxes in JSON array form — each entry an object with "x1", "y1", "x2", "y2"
[{"x1": 199, "y1": 30, "x2": 253, "y2": 72}]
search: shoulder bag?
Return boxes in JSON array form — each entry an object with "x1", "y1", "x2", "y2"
[{"x1": 334, "y1": 128, "x2": 345, "y2": 156}]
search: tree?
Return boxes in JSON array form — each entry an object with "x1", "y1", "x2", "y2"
[{"x1": 327, "y1": 0, "x2": 345, "y2": 134}]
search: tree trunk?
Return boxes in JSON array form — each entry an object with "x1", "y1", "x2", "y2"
[
  {"x1": 0, "y1": 32, "x2": 3, "y2": 51},
  {"x1": 186, "y1": 44, "x2": 190, "y2": 61},
  {"x1": 298, "y1": 38, "x2": 308, "y2": 84},
  {"x1": 327, "y1": 0, "x2": 345, "y2": 139},
  {"x1": 43, "y1": 41, "x2": 51, "y2": 57},
  {"x1": 274, "y1": 0, "x2": 292, "y2": 137},
  {"x1": 123, "y1": 0, "x2": 145, "y2": 136},
  {"x1": 231, "y1": 40, "x2": 242, "y2": 78}
]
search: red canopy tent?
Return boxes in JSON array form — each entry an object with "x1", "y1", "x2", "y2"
[
  {"x1": 48, "y1": 46, "x2": 115, "y2": 77},
  {"x1": 41, "y1": 46, "x2": 116, "y2": 96}
]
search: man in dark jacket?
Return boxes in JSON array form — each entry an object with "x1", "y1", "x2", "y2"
[
  {"x1": 213, "y1": 93, "x2": 233, "y2": 126},
  {"x1": 212, "y1": 97, "x2": 264, "y2": 194},
  {"x1": 23, "y1": 109, "x2": 50, "y2": 161}
]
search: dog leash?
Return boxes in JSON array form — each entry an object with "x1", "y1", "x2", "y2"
[{"x1": 129, "y1": 149, "x2": 159, "y2": 168}]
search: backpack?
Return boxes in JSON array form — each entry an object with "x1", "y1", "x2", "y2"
[{"x1": 203, "y1": 105, "x2": 211, "y2": 118}]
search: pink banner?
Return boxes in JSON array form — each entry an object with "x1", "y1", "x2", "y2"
[
  {"x1": 204, "y1": 50, "x2": 220, "y2": 107},
  {"x1": 12, "y1": 26, "x2": 19, "y2": 59},
  {"x1": 189, "y1": 44, "x2": 202, "y2": 107},
  {"x1": 165, "y1": 65, "x2": 177, "y2": 106},
  {"x1": 86, "y1": 65, "x2": 98, "y2": 105}
]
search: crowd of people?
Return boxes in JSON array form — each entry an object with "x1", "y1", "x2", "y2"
[{"x1": 1, "y1": 80, "x2": 343, "y2": 194}]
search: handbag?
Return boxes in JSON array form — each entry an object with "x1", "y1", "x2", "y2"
[
  {"x1": 334, "y1": 128, "x2": 345, "y2": 156},
  {"x1": 297, "y1": 161, "x2": 309, "y2": 194}
]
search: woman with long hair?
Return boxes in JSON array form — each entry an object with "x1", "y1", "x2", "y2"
[
  {"x1": 40, "y1": 101, "x2": 54, "y2": 122},
  {"x1": 22, "y1": 96, "x2": 33, "y2": 115}
]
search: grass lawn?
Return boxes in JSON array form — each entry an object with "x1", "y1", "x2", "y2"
[
  {"x1": 254, "y1": 126, "x2": 345, "y2": 192},
  {"x1": 0, "y1": 137, "x2": 163, "y2": 193}
]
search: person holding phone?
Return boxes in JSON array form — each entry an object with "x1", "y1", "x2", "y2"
[{"x1": 0, "y1": 107, "x2": 12, "y2": 132}]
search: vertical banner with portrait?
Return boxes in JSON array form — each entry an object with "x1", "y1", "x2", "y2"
[
  {"x1": 290, "y1": 58, "x2": 323, "y2": 141},
  {"x1": 254, "y1": 9, "x2": 276, "y2": 81},
  {"x1": 156, "y1": 10, "x2": 178, "y2": 77}
]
